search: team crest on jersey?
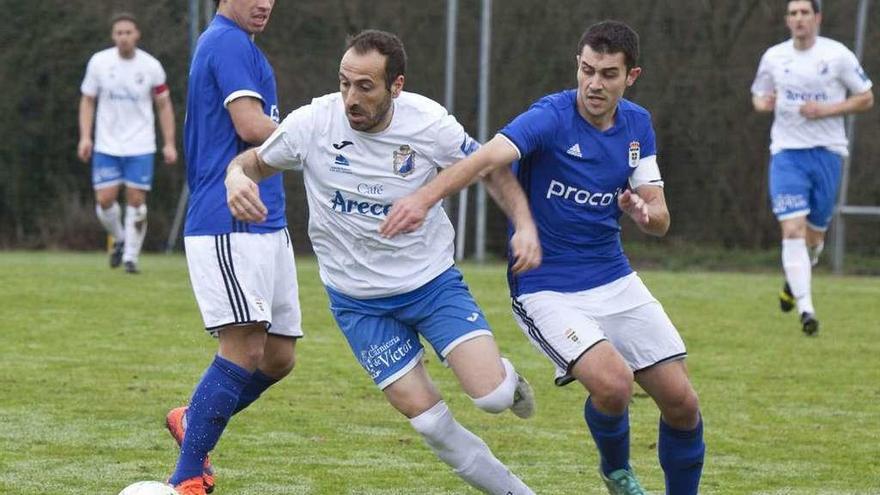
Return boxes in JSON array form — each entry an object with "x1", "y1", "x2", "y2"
[
  {"x1": 628, "y1": 141, "x2": 640, "y2": 168},
  {"x1": 817, "y1": 60, "x2": 829, "y2": 76},
  {"x1": 134, "y1": 72, "x2": 145, "y2": 85},
  {"x1": 393, "y1": 145, "x2": 416, "y2": 177}
]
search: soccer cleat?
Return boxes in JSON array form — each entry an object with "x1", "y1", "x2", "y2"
[
  {"x1": 600, "y1": 468, "x2": 647, "y2": 495},
  {"x1": 166, "y1": 407, "x2": 215, "y2": 493},
  {"x1": 779, "y1": 282, "x2": 795, "y2": 313},
  {"x1": 109, "y1": 241, "x2": 124, "y2": 268},
  {"x1": 510, "y1": 374, "x2": 536, "y2": 419},
  {"x1": 124, "y1": 261, "x2": 140, "y2": 274},
  {"x1": 800, "y1": 312, "x2": 819, "y2": 336},
  {"x1": 173, "y1": 476, "x2": 207, "y2": 495}
]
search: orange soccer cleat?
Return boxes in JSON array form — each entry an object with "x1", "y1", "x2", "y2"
[
  {"x1": 166, "y1": 407, "x2": 216, "y2": 493},
  {"x1": 172, "y1": 476, "x2": 207, "y2": 495}
]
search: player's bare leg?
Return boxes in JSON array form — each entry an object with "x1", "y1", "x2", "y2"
[
  {"x1": 570, "y1": 342, "x2": 645, "y2": 494},
  {"x1": 635, "y1": 359, "x2": 703, "y2": 495},
  {"x1": 384, "y1": 362, "x2": 535, "y2": 494},
  {"x1": 94, "y1": 184, "x2": 124, "y2": 268},
  {"x1": 445, "y1": 335, "x2": 534, "y2": 418}
]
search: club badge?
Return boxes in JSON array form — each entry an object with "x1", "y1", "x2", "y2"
[
  {"x1": 628, "y1": 141, "x2": 640, "y2": 168},
  {"x1": 393, "y1": 144, "x2": 416, "y2": 177}
]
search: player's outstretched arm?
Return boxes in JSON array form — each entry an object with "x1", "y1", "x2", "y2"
[
  {"x1": 484, "y1": 166, "x2": 542, "y2": 273},
  {"x1": 619, "y1": 185, "x2": 670, "y2": 237},
  {"x1": 225, "y1": 148, "x2": 279, "y2": 223},
  {"x1": 380, "y1": 135, "x2": 519, "y2": 238}
]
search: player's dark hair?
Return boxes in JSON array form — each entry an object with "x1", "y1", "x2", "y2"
[
  {"x1": 787, "y1": 0, "x2": 821, "y2": 14},
  {"x1": 577, "y1": 21, "x2": 639, "y2": 70},
  {"x1": 214, "y1": 0, "x2": 221, "y2": 8},
  {"x1": 110, "y1": 12, "x2": 138, "y2": 29},
  {"x1": 346, "y1": 30, "x2": 407, "y2": 90}
]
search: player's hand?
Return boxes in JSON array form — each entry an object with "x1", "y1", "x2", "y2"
[
  {"x1": 509, "y1": 225, "x2": 542, "y2": 274},
  {"x1": 226, "y1": 168, "x2": 267, "y2": 223},
  {"x1": 379, "y1": 192, "x2": 431, "y2": 238},
  {"x1": 760, "y1": 94, "x2": 776, "y2": 112},
  {"x1": 162, "y1": 144, "x2": 178, "y2": 165},
  {"x1": 77, "y1": 138, "x2": 93, "y2": 163},
  {"x1": 618, "y1": 189, "x2": 650, "y2": 226},
  {"x1": 799, "y1": 101, "x2": 827, "y2": 119}
]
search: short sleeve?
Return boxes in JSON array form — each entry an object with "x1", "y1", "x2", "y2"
[
  {"x1": 430, "y1": 113, "x2": 480, "y2": 169},
  {"x1": 257, "y1": 104, "x2": 314, "y2": 171},
  {"x1": 497, "y1": 99, "x2": 559, "y2": 159},
  {"x1": 211, "y1": 33, "x2": 264, "y2": 107},
  {"x1": 836, "y1": 49, "x2": 873, "y2": 94},
  {"x1": 629, "y1": 117, "x2": 663, "y2": 189},
  {"x1": 80, "y1": 55, "x2": 99, "y2": 97},
  {"x1": 751, "y1": 51, "x2": 775, "y2": 97},
  {"x1": 151, "y1": 59, "x2": 167, "y2": 91}
]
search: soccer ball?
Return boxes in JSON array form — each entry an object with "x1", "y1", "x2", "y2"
[{"x1": 118, "y1": 481, "x2": 178, "y2": 495}]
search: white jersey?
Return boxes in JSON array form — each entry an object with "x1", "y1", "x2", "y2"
[
  {"x1": 80, "y1": 47, "x2": 167, "y2": 156},
  {"x1": 258, "y1": 92, "x2": 479, "y2": 298},
  {"x1": 751, "y1": 37, "x2": 872, "y2": 156}
]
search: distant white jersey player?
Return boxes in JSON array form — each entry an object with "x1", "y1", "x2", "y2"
[
  {"x1": 77, "y1": 12, "x2": 178, "y2": 274},
  {"x1": 226, "y1": 30, "x2": 541, "y2": 494},
  {"x1": 751, "y1": 0, "x2": 873, "y2": 336}
]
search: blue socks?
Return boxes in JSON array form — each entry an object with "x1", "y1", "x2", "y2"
[
  {"x1": 170, "y1": 355, "x2": 251, "y2": 485},
  {"x1": 585, "y1": 397, "x2": 631, "y2": 475},
  {"x1": 233, "y1": 369, "x2": 279, "y2": 415},
  {"x1": 658, "y1": 417, "x2": 705, "y2": 495}
]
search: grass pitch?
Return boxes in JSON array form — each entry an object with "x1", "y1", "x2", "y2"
[{"x1": 0, "y1": 251, "x2": 878, "y2": 494}]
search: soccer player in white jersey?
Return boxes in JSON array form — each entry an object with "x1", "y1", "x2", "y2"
[
  {"x1": 752, "y1": 0, "x2": 873, "y2": 335},
  {"x1": 77, "y1": 12, "x2": 178, "y2": 274},
  {"x1": 383, "y1": 21, "x2": 704, "y2": 495},
  {"x1": 226, "y1": 30, "x2": 540, "y2": 494}
]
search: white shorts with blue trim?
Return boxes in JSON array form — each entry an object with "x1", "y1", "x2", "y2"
[
  {"x1": 185, "y1": 229, "x2": 302, "y2": 337},
  {"x1": 511, "y1": 273, "x2": 686, "y2": 386}
]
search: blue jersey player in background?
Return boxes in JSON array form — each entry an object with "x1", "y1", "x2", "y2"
[
  {"x1": 166, "y1": 1, "x2": 303, "y2": 494},
  {"x1": 383, "y1": 21, "x2": 704, "y2": 495}
]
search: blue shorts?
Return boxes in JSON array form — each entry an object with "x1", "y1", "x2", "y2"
[
  {"x1": 326, "y1": 266, "x2": 492, "y2": 389},
  {"x1": 92, "y1": 152, "x2": 155, "y2": 190},
  {"x1": 769, "y1": 147, "x2": 842, "y2": 231}
]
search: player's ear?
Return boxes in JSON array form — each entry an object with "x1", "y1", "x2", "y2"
[
  {"x1": 626, "y1": 67, "x2": 642, "y2": 87},
  {"x1": 390, "y1": 75, "x2": 405, "y2": 98}
]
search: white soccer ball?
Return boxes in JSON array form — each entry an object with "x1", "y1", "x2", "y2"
[{"x1": 118, "y1": 481, "x2": 178, "y2": 495}]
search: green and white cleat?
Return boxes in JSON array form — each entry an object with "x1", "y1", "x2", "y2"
[
  {"x1": 510, "y1": 374, "x2": 535, "y2": 419},
  {"x1": 601, "y1": 468, "x2": 647, "y2": 495}
]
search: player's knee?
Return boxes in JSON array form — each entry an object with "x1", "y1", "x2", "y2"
[
  {"x1": 262, "y1": 350, "x2": 295, "y2": 379},
  {"x1": 471, "y1": 358, "x2": 517, "y2": 414},
  {"x1": 588, "y1": 371, "x2": 633, "y2": 413},
  {"x1": 662, "y1": 388, "x2": 701, "y2": 429}
]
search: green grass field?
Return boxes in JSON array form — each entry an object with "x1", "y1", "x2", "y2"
[{"x1": 1, "y1": 251, "x2": 878, "y2": 494}]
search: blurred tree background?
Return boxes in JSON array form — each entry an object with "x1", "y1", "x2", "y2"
[{"x1": 1, "y1": 0, "x2": 878, "y2": 259}]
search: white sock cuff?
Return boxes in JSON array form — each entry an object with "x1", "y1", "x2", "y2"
[
  {"x1": 782, "y1": 238, "x2": 807, "y2": 249},
  {"x1": 126, "y1": 204, "x2": 148, "y2": 222},
  {"x1": 409, "y1": 400, "x2": 451, "y2": 435},
  {"x1": 472, "y1": 358, "x2": 517, "y2": 414}
]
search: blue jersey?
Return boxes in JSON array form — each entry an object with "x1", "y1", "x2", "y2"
[
  {"x1": 184, "y1": 15, "x2": 284, "y2": 235},
  {"x1": 499, "y1": 90, "x2": 658, "y2": 296}
]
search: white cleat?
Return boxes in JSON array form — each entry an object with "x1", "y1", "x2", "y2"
[{"x1": 510, "y1": 374, "x2": 535, "y2": 419}]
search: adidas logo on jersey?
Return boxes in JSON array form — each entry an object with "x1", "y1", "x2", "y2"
[{"x1": 566, "y1": 143, "x2": 582, "y2": 158}]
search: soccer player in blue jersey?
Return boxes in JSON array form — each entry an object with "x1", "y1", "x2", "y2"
[
  {"x1": 165, "y1": 1, "x2": 300, "y2": 494},
  {"x1": 752, "y1": 0, "x2": 873, "y2": 335},
  {"x1": 383, "y1": 21, "x2": 704, "y2": 495}
]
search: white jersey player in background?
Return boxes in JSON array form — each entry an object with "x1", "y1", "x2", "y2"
[
  {"x1": 77, "y1": 12, "x2": 178, "y2": 273},
  {"x1": 751, "y1": 0, "x2": 873, "y2": 335},
  {"x1": 226, "y1": 30, "x2": 540, "y2": 494}
]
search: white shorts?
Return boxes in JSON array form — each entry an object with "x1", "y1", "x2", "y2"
[
  {"x1": 185, "y1": 230, "x2": 303, "y2": 337},
  {"x1": 511, "y1": 273, "x2": 686, "y2": 386}
]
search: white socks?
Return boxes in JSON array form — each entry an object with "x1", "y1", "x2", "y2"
[
  {"x1": 472, "y1": 358, "x2": 518, "y2": 413},
  {"x1": 409, "y1": 401, "x2": 534, "y2": 495},
  {"x1": 95, "y1": 202, "x2": 124, "y2": 241},
  {"x1": 782, "y1": 238, "x2": 814, "y2": 315},
  {"x1": 123, "y1": 204, "x2": 148, "y2": 263},
  {"x1": 809, "y1": 242, "x2": 825, "y2": 267}
]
